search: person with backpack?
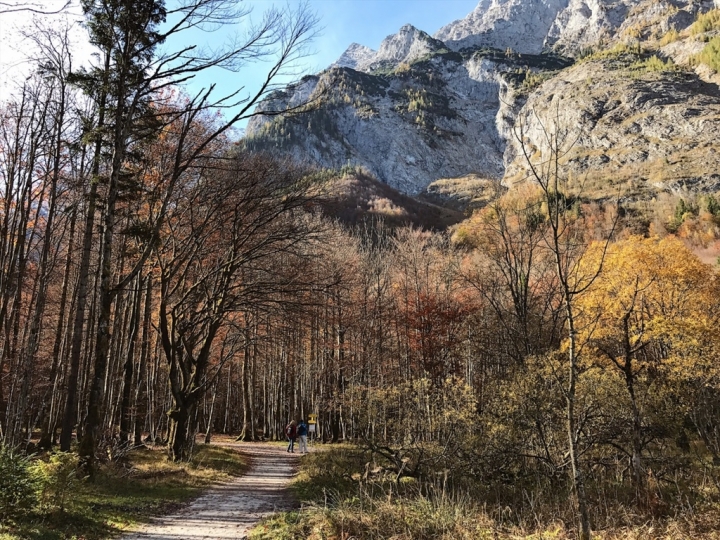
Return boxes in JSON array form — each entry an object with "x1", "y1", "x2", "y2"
[
  {"x1": 285, "y1": 420, "x2": 297, "y2": 453},
  {"x1": 297, "y1": 419, "x2": 308, "y2": 454}
]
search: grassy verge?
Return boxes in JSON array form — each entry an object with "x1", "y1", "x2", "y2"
[
  {"x1": 249, "y1": 444, "x2": 720, "y2": 540},
  {"x1": 0, "y1": 443, "x2": 248, "y2": 540}
]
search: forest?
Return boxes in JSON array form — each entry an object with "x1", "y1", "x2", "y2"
[{"x1": 2, "y1": 1, "x2": 720, "y2": 539}]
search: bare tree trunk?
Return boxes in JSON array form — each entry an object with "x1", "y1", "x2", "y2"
[
  {"x1": 38, "y1": 208, "x2": 77, "y2": 450},
  {"x1": 239, "y1": 320, "x2": 253, "y2": 441},
  {"x1": 59, "y1": 49, "x2": 109, "y2": 452},
  {"x1": 204, "y1": 376, "x2": 219, "y2": 444},
  {"x1": 564, "y1": 303, "x2": 591, "y2": 540},
  {"x1": 119, "y1": 275, "x2": 143, "y2": 444},
  {"x1": 133, "y1": 276, "x2": 153, "y2": 446}
]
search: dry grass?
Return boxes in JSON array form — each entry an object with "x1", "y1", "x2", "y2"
[{"x1": 250, "y1": 445, "x2": 720, "y2": 540}]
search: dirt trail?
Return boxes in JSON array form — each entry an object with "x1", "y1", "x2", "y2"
[{"x1": 122, "y1": 442, "x2": 298, "y2": 540}]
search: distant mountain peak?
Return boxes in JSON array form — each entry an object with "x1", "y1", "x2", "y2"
[
  {"x1": 249, "y1": 0, "x2": 720, "y2": 197},
  {"x1": 331, "y1": 43, "x2": 376, "y2": 70},
  {"x1": 331, "y1": 22, "x2": 446, "y2": 74},
  {"x1": 434, "y1": 0, "x2": 570, "y2": 54},
  {"x1": 372, "y1": 23, "x2": 445, "y2": 68}
]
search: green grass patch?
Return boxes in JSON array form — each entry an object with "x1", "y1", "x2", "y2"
[
  {"x1": 692, "y1": 36, "x2": 720, "y2": 72},
  {"x1": 0, "y1": 444, "x2": 248, "y2": 540}
]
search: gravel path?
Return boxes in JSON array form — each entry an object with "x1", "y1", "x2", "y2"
[{"x1": 122, "y1": 442, "x2": 299, "y2": 540}]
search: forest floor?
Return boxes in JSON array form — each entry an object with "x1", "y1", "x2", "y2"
[{"x1": 120, "y1": 442, "x2": 299, "y2": 540}]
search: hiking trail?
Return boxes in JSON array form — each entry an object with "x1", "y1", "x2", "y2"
[{"x1": 121, "y1": 442, "x2": 299, "y2": 540}]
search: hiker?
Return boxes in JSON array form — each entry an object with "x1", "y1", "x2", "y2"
[
  {"x1": 297, "y1": 419, "x2": 308, "y2": 454},
  {"x1": 285, "y1": 420, "x2": 297, "y2": 453}
]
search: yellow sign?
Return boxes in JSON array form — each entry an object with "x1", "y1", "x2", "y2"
[{"x1": 308, "y1": 414, "x2": 317, "y2": 425}]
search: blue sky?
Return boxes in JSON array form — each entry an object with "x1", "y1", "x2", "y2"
[
  {"x1": 171, "y1": 0, "x2": 480, "y2": 127},
  {"x1": 278, "y1": 0, "x2": 478, "y2": 72},
  {"x1": 1, "y1": 0, "x2": 480, "y2": 127}
]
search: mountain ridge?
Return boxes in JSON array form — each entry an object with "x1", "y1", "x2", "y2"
[{"x1": 245, "y1": 0, "x2": 720, "y2": 204}]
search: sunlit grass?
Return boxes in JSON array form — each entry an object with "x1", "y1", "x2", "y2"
[
  {"x1": 250, "y1": 444, "x2": 720, "y2": 540},
  {"x1": 0, "y1": 444, "x2": 248, "y2": 540}
]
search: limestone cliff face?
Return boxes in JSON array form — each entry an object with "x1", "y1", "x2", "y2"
[
  {"x1": 434, "y1": 0, "x2": 569, "y2": 54},
  {"x1": 503, "y1": 57, "x2": 720, "y2": 200},
  {"x1": 246, "y1": 50, "x2": 536, "y2": 194},
  {"x1": 246, "y1": 0, "x2": 720, "y2": 198},
  {"x1": 434, "y1": 0, "x2": 714, "y2": 54},
  {"x1": 549, "y1": 0, "x2": 716, "y2": 52},
  {"x1": 331, "y1": 43, "x2": 376, "y2": 71}
]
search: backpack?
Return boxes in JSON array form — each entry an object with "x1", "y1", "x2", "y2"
[
  {"x1": 285, "y1": 423, "x2": 296, "y2": 438},
  {"x1": 297, "y1": 422, "x2": 307, "y2": 436}
]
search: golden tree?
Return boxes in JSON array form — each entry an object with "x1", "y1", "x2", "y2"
[{"x1": 577, "y1": 236, "x2": 717, "y2": 499}]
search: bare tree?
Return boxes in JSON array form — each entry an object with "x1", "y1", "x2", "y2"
[
  {"x1": 513, "y1": 108, "x2": 618, "y2": 540},
  {"x1": 155, "y1": 151, "x2": 319, "y2": 460},
  {"x1": 0, "y1": 1, "x2": 70, "y2": 14},
  {"x1": 66, "y1": 0, "x2": 318, "y2": 470}
]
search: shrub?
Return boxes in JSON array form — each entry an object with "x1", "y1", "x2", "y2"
[
  {"x1": 631, "y1": 54, "x2": 677, "y2": 73},
  {"x1": 30, "y1": 452, "x2": 81, "y2": 512},
  {"x1": 520, "y1": 69, "x2": 556, "y2": 93},
  {"x1": 0, "y1": 445, "x2": 38, "y2": 519},
  {"x1": 690, "y1": 9, "x2": 720, "y2": 36},
  {"x1": 581, "y1": 42, "x2": 641, "y2": 62},
  {"x1": 693, "y1": 36, "x2": 720, "y2": 72},
  {"x1": 659, "y1": 28, "x2": 680, "y2": 46}
]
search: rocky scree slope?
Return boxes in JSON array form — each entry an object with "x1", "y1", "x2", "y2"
[{"x1": 245, "y1": 0, "x2": 720, "y2": 200}]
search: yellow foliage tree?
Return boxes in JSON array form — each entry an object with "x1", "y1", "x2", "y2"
[{"x1": 576, "y1": 236, "x2": 718, "y2": 498}]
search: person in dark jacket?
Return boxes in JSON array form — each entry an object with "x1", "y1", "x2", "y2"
[{"x1": 297, "y1": 419, "x2": 308, "y2": 453}]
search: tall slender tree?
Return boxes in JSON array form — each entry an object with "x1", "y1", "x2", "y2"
[{"x1": 68, "y1": 0, "x2": 317, "y2": 469}]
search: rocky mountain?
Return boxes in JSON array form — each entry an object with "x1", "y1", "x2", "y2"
[
  {"x1": 503, "y1": 54, "x2": 720, "y2": 203},
  {"x1": 246, "y1": 49, "x2": 571, "y2": 194},
  {"x1": 436, "y1": 0, "x2": 718, "y2": 54},
  {"x1": 331, "y1": 43, "x2": 376, "y2": 71},
  {"x1": 434, "y1": 0, "x2": 569, "y2": 54},
  {"x1": 245, "y1": 0, "x2": 720, "y2": 204},
  {"x1": 329, "y1": 25, "x2": 445, "y2": 74}
]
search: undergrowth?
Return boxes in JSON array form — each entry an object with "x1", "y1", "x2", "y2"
[
  {"x1": 690, "y1": 9, "x2": 720, "y2": 36},
  {"x1": 250, "y1": 444, "x2": 720, "y2": 540},
  {"x1": 691, "y1": 36, "x2": 720, "y2": 73}
]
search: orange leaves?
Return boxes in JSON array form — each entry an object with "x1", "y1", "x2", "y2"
[
  {"x1": 403, "y1": 291, "x2": 470, "y2": 381},
  {"x1": 576, "y1": 236, "x2": 717, "y2": 370}
]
